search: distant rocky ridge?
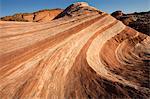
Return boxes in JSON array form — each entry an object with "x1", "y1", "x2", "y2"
[
  {"x1": 0, "y1": 8, "x2": 63, "y2": 22},
  {"x1": 0, "y1": 2, "x2": 103, "y2": 22},
  {"x1": 111, "y1": 11, "x2": 150, "y2": 35}
]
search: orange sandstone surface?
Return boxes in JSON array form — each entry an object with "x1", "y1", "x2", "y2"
[{"x1": 0, "y1": 2, "x2": 150, "y2": 99}]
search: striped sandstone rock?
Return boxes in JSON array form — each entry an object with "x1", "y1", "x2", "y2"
[{"x1": 0, "y1": 2, "x2": 149, "y2": 99}]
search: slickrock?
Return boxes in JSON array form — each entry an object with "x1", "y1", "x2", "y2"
[{"x1": 0, "y1": 2, "x2": 150, "y2": 99}]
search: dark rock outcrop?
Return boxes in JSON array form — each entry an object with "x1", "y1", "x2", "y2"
[{"x1": 112, "y1": 11, "x2": 150, "y2": 35}]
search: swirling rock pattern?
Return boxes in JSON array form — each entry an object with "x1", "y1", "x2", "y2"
[{"x1": 0, "y1": 2, "x2": 150, "y2": 99}]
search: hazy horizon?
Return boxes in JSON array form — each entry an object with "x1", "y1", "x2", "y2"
[{"x1": 0, "y1": 0, "x2": 150, "y2": 17}]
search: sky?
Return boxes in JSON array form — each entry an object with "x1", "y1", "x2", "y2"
[{"x1": 0, "y1": 0, "x2": 150, "y2": 17}]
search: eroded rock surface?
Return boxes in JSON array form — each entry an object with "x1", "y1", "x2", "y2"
[
  {"x1": 54, "y1": 2, "x2": 102, "y2": 19},
  {"x1": 0, "y1": 2, "x2": 150, "y2": 99}
]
